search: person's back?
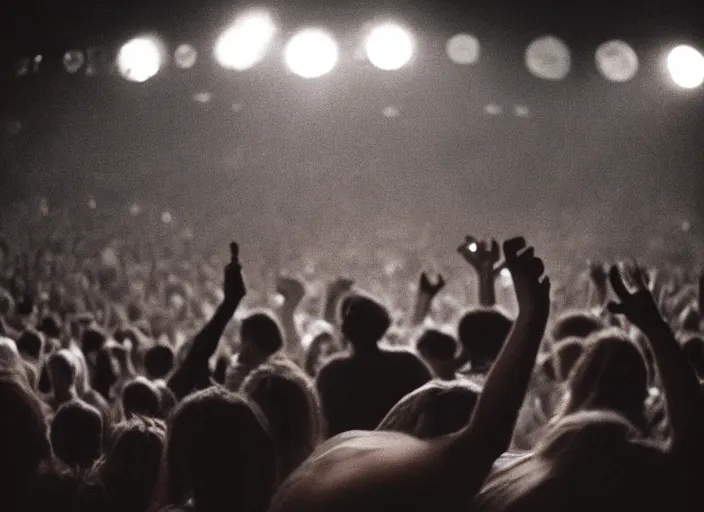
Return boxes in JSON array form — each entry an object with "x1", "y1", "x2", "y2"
[{"x1": 318, "y1": 348, "x2": 431, "y2": 435}]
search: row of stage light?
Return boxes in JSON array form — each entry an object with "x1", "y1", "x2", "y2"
[{"x1": 13, "y1": 9, "x2": 704, "y2": 89}]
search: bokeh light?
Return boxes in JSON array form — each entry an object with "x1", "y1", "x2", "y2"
[
  {"x1": 214, "y1": 10, "x2": 276, "y2": 70},
  {"x1": 484, "y1": 104, "x2": 503, "y2": 115},
  {"x1": 117, "y1": 37, "x2": 162, "y2": 82},
  {"x1": 383, "y1": 106, "x2": 400, "y2": 118},
  {"x1": 174, "y1": 44, "x2": 198, "y2": 69},
  {"x1": 525, "y1": 36, "x2": 571, "y2": 81},
  {"x1": 285, "y1": 28, "x2": 339, "y2": 78},
  {"x1": 14, "y1": 57, "x2": 30, "y2": 77},
  {"x1": 514, "y1": 105, "x2": 530, "y2": 117},
  {"x1": 193, "y1": 92, "x2": 213, "y2": 103},
  {"x1": 667, "y1": 45, "x2": 704, "y2": 89},
  {"x1": 595, "y1": 40, "x2": 639, "y2": 82},
  {"x1": 446, "y1": 34, "x2": 480, "y2": 65},
  {"x1": 365, "y1": 23, "x2": 414, "y2": 70},
  {"x1": 63, "y1": 50, "x2": 85, "y2": 73}
]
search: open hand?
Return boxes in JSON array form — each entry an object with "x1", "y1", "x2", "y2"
[
  {"x1": 418, "y1": 272, "x2": 445, "y2": 297},
  {"x1": 504, "y1": 237, "x2": 550, "y2": 319},
  {"x1": 224, "y1": 242, "x2": 246, "y2": 305},
  {"x1": 457, "y1": 236, "x2": 502, "y2": 276},
  {"x1": 327, "y1": 277, "x2": 355, "y2": 297},
  {"x1": 606, "y1": 263, "x2": 664, "y2": 332},
  {"x1": 587, "y1": 260, "x2": 608, "y2": 291},
  {"x1": 276, "y1": 276, "x2": 306, "y2": 306}
]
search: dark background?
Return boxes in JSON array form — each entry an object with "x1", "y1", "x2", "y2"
[{"x1": 0, "y1": 0, "x2": 703, "y2": 269}]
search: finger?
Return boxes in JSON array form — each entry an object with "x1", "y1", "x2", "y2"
[
  {"x1": 529, "y1": 256, "x2": 545, "y2": 278},
  {"x1": 609, "y1": 265, "x2": 630, "y2": 300},
  {"x1": 503, "y1": 237, "x2": 526, "y2": 261},
  {"x1": 631, "y1": 263, "x2": 648, "y2": 290},
  {"x1": 230, "y1": 242, "x2": 239, "y2": 263}
]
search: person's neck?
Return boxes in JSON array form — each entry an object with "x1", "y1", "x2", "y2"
[
  {"x1": 54, "y1": 386, "x2": 78, "y2": 403},
  {"x1": 350, "y1": 342, "x2": 381, "y2": 356}
]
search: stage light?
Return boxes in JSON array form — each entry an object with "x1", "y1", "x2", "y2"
[
  {"x1": 446, "y1": 34, "x2": 480, "y2": 65},
  {"x1": 215, "y1": 10, "x2": 276, "y2": 70},
  {"x1": 484, "y1": 104, "x2": 503, "y2": 115},
  {"x1": 285, "y1": 28, "x2": 339, "y2": 78},
  {"x1": 117, "y1": 37, "x2": 162, "y2": 82},
  {"x1": 365, "y1": 23, "x2": 414, "y2": 70},
  {"x1": 193, "y1": 92, "x2": 213, "y2": 103},
  {"x1": 63, "y1": 50, "x2": 85, "y2": 73},
  {"x1": 514, "y1": 105, "x2": 530, "y2": 117},
  {"x1": 174, "y1": 44, "x2": 198, "y2": 69},
  {"x1": 382, "y1": 106, "x2": 400, "y2": 118},
  {"x1": 525, "y1": 36, "x2": 571, "y2": 81},
  {"x1": 595, "y1": 40, "x2": 639, "y2": 82},
  {"x1": 667, "y1": 45, "x2": 704, "y2": 89}
]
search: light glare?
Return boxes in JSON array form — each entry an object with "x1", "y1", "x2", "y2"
[
  {"x1": 285, "y1": 29, "x2": 339, "y2": 78},
  {"x1": 667, "y1": 45, "x2": 704, "y2": 89},
  {"x1": 446, "y1": 34, "x2": 480, "y2": 65},
  {"x1": 595, "y1": 40, "x2": 639, "y2": 83},
  {"x1": 174, "y1": 44, "x2": 198, "y2": 69},
  {"x1": 117, "y1": 38, "x2": 162, "y2": 82},
  {"x1": 215, "y1": 11, "x2": 276, "y2": 70},
  {"x1": 525, "y1": 36, "x2": 571, "y2": 81},
  {"x1": 365, "y1": 23, "x2": 414, "y2": 70}
]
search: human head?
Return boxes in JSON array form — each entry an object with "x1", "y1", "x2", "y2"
[
  {"x1": 561, "y1": 328, "x2": 648, "y2": 431},
  {"x1": 94, "y1": 416, "x2": 166, "y2": 512},
  {"x1": 378, "y1": 379, "x2": 481, "y2": 439},
  {"x1": 340, "y1": 294, "x2": 391, "y2": 350},
  {"x1": 162, "y1": 387, "x2": 276, "y2": 512},
  {"x1": 550, "y1": 310, "x2": 604, "y2": 342},
  {"x1": 538, "y1": 337, "x2": 585, "y2": 383},
  {"x1": 47, "y1": 350, "x2": 78, "y2": 396},
  {"x1": 82, "y1": 326, "x2": 107, "y2": 356},
  {"x1": 242, "y1": 362, "x2": 322, "y2": 480},
  {"x1": 38, "y1": 314, "x2": 62, "y2": 340},
  {"x1": 457, "y1": 307, "x2": 513, "y2": 371},
  {"x1": 50, "y1": 400, "x2": 103, "y2": 470},
  {"x1": 144, "y1": 345, "x2": 175, "y2": 380},
  {"x1": 122, "y1": 377, "x2": 161, "y2": 419},
  {"x1": 239, "y1": 312, "x2": 284, "y2": 367},
  {"x1": 0, "y1": 374, "x2": 50, "y2": 504},
  {"x1": 16, "y1": 329, "x2": 43, "y2": 362},
  {"x1": 416, "y1": 329, "x2": 459, "y2": 380}
]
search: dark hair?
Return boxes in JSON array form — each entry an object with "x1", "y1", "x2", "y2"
[
  {"x1": 47, "y1": 350, "x2": 78, "y2": 389},
  {"x1": 144, "y1": 345, "x2": 175, "y2": 380},
  {"x1": 17, "y1": 329, "x2": 43, "y2": 360},
  {"x1": 50, "y1": 400, "x2": 103, "y2": 470},
  {"x1": 241, "y1": 312, "x2": 284, "y2": 356},
  {"x1": 156, "y1": 387, "x2": 277, "y2": 512},
  {"x1": 340, "y1": 294, "x2": 391, "y2": 348},
  {"x1": 82, "y1": 327, "x2": 107, "y2": 354},
  {"x1": 550, "y1": 310, "x2": 604, "y2": 342},
  {"x1": 90, "y1": 417, "x2": 166, "y2": 512},
  {"x1": 39, "y1": 314, "x2": 62, "y2": 340},
  {"x1": 560, "y1": 328, "x2": 648, "y2": 432},
  {"x1": 122, "y1": 377, "x2": 161, "y2": 419},
  {"x1": 242, "y1": 362, "x2": 323, "y2": 480},
  {"x1": 416, "y1": 329, "x2": 458, "y2": 361},
  {"x1": 378, "y1": 379, "x2": 481, "y2": 439},
  {"x1": 457, "y1": 307, "x2": 513, "y2": 368}
]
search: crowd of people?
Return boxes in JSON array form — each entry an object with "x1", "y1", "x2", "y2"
[{"x1": 1, "y1": 205, "x2": 703, "y2": 512}]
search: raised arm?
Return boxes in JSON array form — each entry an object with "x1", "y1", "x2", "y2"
[
  {"x1": 411, "y1": 272, "x2": 445, "y2": 326},
  {"x1": 322, "y1": 277, "x2": 354, "y2": 326},
  {"x1": 607, "y1": 264, "x2": 704, "y2": 462},
  {"x1": 168, "y1": 242, "x2": 245, "y2": 400},
  {"x1": 445, "y1": 237, "x2": 550, "y2": 485},
  {"x1": 276, "y1": 275, "x2": 306, "y2": 364},
  {"x1": 457, "y1": 236, "x2": 502, "y2": 307}
]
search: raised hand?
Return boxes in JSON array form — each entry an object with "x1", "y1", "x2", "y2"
[
  {"x1": 503, "y1": 237, "x2": 550, "y2": 321},
  {"x1": 323, "y1": 277, "x2": 355, "y2": 326},
  {"x1": 327, "y1": 277, "x2": 355, "y2": 297},
  {"x1": 418, "y1": 272, "x2": 446, "y2": 298},
  {"x1": 276, "y1": 276, "x2": 306, "y2": 306},
  {"x1": 457, "y1": 236, "x2": 502, "y2": 275},
  {"x1": 223, "y1": 242, "x2": 246, "y2": 306},
  {"x1": 606, "y1": 263, "x2": 664, "y2": 331}
]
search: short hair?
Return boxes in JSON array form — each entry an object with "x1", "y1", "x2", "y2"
[
  {"x1": 82, "y1": 326, "x2": 107, "y2": 354},
  {"x1": 50, "y1": 400, "x2": 103, "y2": 469},
  {"x1": 17, "y1": 329, "x2": 43, "y2": 360},
  {"x1": 39, "y1": 314, "x2": 62, "y2": 340},
  {"x1": 416, "y1": 329, "x2": 458, "y2": 361},
  {"x1": 144, "y1": 345, "x2": 175, "y2": 380},
  {"x1": 121, "y1": 377, "x2": 161, "y2": 419},
  {"x1": 241, "y1": 312, "x2": 284, "y2": 356},
  {"x1": 340, "y1": 294, "x2": 391, "y2": 347},
  {"x1": 457, "y1": 307, "x2": 513, "y2": 367},
  {"x1": 47, "y1": 350, "x2": 78, "y2": 384},
  {"x1": 550, "y1": 310, "x2": 604, "y2": 342}
]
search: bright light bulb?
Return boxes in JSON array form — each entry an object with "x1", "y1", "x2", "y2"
[
  {"x1": 285, "y1": 28, "x2": 339, "y2": 78},
  {"x1": 117, "y1": 38, "x2": 162, "y2": 82},
  {"x1": 365, "y1": 23, "x2": 414, "y2": 70},
  {"x1": 667, "y1": 45, "x2": 704, "y2": 89},
  {"x1": 215, "y1": 10, "x2": 276, "y2": 70}
]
